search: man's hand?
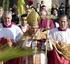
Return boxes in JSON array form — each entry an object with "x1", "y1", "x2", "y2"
[{"x1": 5, "y1": 38, "x2": 13, "y2": 47}]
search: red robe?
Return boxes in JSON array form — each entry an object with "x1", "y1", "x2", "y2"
[
  {"x1": 39, "y1": 18, "x2": 55, "y2": 29},
  {"x1": 48, "y1": 48, "x2": 70, "y2": 64}
]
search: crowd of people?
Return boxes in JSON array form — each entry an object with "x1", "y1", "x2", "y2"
[{"x1": 0, "y1": 0, "x2": 70, "y2": 64}]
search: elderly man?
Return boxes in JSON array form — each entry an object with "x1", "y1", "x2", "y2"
[
  {"x1": 0, "y1": 11, "x2": 23, "y2": 43},
  {"x1": 48, "y1": 15, "x2": 70, "y2": 64},
  {"x1": 0, "y1": 11, "x2": 23, "y2": 64}
]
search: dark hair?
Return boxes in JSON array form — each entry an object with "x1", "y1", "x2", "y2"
[
  {"x1": 21, "y1": 14, "x2": 27, "y2": 18},
  {"x1": 41, "y1": 1, "x2": 44, "y2": 3},
  {"x1": 51, "y1": 8, "x2": 58, "y2": 14},
  {"x1": 12, "y1": 14, "x2": 19, "y2": 24},
  {"x1": 41, "y1": 5, "x2": 46, "y2": 8}
]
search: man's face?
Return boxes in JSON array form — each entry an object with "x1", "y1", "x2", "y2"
[
  {"x1": 53, "y1": 10, "x2": 58, "y2": 16},
  {"x1": 22, "y1": 17, "x2": 27, "y2": 25},
  {"x1": 3, "y1": 14, "x2": 12, "y2": 26},
  {"x1": 40, "y1": 10, "x2": 47, "y2": 19},
  {"x1": 59, "y1": 16, "x2": 68, "y2": 29}
]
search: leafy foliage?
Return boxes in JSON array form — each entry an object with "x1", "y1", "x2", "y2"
[{"x1": 0, "y1": 45, "x2": 33, "y2": 61}]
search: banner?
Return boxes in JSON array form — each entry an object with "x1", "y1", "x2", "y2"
[
  {"x1": 3, "y1": 0, "x2": 10, "y2": 11},
  {"x1": 18, "y1": 0, "x2": 26, "y2": 15}
]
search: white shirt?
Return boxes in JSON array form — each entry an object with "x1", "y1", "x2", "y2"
[
  {"x1": 49, "y1": 28, "x2": 70, "y2": 44},
  {"x1": 22, "y1": 24, "x2": 29, "y2": 33},
  {"x1": 0, "y1": 23, "x2": 23, "y2": 42}
]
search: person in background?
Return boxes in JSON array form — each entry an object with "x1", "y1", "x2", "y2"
[
  {"x1": 39, "y1": 10, "x2": 55, "y2": 31},
  {"x1": 40, "y1": 1, "x2": 47, "y2": 12},
  {"x1": 0, "y1": 11, "x2": 23, "y2": 64},
  {"x1": 48, "y1": 15, "x2": 70, "y2": 64},
  {"x1": 58, "y1": 3, "x2": 65, "y2": 16},
  {"x1": 0, "y1": 7, "x2": 4, "y2": 23},
  {"x1": 40, "y1": 1, "x2": 45, "y2": 9},
  {"x1": 36, "y1": 3, "x2": 40, "y2": 13},
  {"x1": 11, "y1": 4, "x2": 19, "y2": 25},
  {"x1": 40, "y1": 5, "x2": 47, "y2": 12},
  {"x1": 19, "y1": 14, "x2": 30, "y2": 33},
  {"x1": 51, "y1": 8, "x2": 58, "y2": 17},
  {"x1": 51, "y1": 8, "x2": 59, "y2": 27}
]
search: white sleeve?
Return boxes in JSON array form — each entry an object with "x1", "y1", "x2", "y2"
[
  {"x1": 49, "y1": 29, "x2": 56, "y2": 41},
  {"x1": 15, "y1": 26, "x2": 23, "y2": 42},
  {"x1": 55, "y1": 22, "x2": 59, "y2": 27},
  {"x1": 25, "y1": 40, "x2": 32, "y2": 47},
  {"x1": 0, "y1": 23, "x2": 3, "y2": 28},
  {"x1": 0, "y1": 28, "x2": 3, "y2": 38}
]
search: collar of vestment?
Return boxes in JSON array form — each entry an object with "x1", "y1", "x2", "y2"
[
  {"x1": 2, "y1": 22, "x2": 15, "y2": 28},
  {"x1": 58, "y1": 27, "x2": 67, "y2": 31}
]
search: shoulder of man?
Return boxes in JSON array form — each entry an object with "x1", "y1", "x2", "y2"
[
  {"x1": 0, "y1": 23, "x2": 3, "y2": 28},
  {"x1": 50, "y1": 28, "x2": 58, "y2": 32}
]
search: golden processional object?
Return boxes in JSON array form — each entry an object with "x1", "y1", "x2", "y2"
[
  {"x1": 51, "y1": 41, "x2": 70, "y2": 60},
  {"x1": 27, "y1": 8, "x2": 40, "y2": 27},
  {"x1": 55, "y1": 42, "x2": 70, "y2": 60}
]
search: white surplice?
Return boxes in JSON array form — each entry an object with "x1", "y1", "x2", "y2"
[
  {"x1": 0, "y1": 23, "x2": 23, "y2": 42},
  {"x1": 50, "y1": 28, "x2": 70, "y2": 44}
]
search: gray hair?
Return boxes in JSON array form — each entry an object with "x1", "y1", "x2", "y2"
[
  {"x1": 3, "y1": 11, "x2": 12, "y2": 18},
  {"x1": 4, "y1": 11, "x2": 12, "y2": 15}
]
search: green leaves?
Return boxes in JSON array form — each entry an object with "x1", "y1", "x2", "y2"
[
  {"x1": 0, "y1": 45, "x2": 33, "y2": 61},
  {"x1": 3, "y1": 0, "x2": 10, "y2": 11}
]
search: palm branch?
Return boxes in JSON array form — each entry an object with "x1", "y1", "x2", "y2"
[{"x1": 0, "y1": 45, "x2": 33, "y2": 61}]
